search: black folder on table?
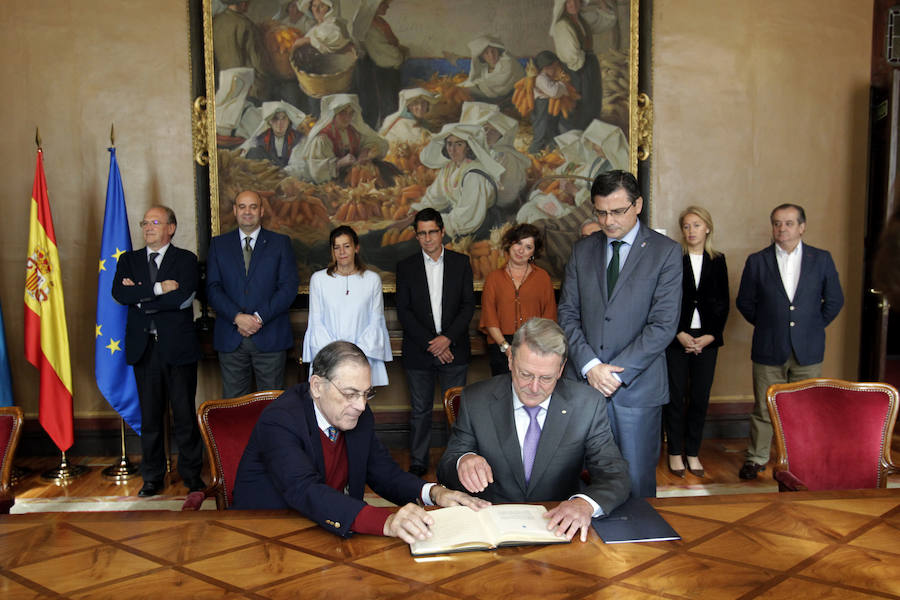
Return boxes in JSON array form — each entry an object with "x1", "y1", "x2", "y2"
[{"x1": 591, "y1": 496, "x2": 681, "y2": 543}]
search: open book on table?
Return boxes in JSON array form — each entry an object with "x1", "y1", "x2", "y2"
[{"x1": 409, "y1": 504, "x2": 570, "y2": 556}]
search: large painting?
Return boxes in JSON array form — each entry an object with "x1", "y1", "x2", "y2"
[{"x1": 200, "y1": 0, "x2": 647, "y2": 290}]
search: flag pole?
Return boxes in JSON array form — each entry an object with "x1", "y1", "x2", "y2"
[{"x1": 102, "y1": 418, "x2": 139, "y2": 481}]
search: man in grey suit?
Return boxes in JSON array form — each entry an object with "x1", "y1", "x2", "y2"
[
  {"x1": 438, "y1": 318, "x2": 630, "y2": 542},
  {"x1": 558, "y1": 170, "x2": 682, "y2": 498}
]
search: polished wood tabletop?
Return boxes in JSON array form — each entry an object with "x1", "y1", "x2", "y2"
[{"x1": 1, "y1": 489, "x2": 899, "y2": 599}]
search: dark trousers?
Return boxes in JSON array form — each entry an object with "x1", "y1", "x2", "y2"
[
  {"x1": 217, "y1": 337, "x2": 287, "y2": 399},
  {"x1": 133, "y1": 338, "x2": 202, "y2": 484},
  {"x1": 487, "y1": 334, "x2": 513, "y2": 376},
  {"x1": 406, "y1": 363, "x2": 468, "y2": 469},
  {"x1": 562, "y1": 53, "x2": 602, "y2": 131},
  {"x1": 606, "y1": 402, "x2": 662, "y2": 498},
  {"x1": 664, "y1": 338, "x2": 718, "y2": 456}
]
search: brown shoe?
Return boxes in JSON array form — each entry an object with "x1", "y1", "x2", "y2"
[{"x1": 738, "y1": 462, "x2": 766, "y2": 480}]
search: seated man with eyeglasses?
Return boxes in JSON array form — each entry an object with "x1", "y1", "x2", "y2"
[
  {"x1": 437, "y1": 318, "x2": 630, "y2": 542},
  {"x1": 232, "y1": 341, "x2": 488, "y2": 541}
]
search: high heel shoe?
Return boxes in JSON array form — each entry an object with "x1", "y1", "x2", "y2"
[
  {"x1": 686, "y1": 456, "x2": 704, "y2": 478},
  {"x1": 667, "y1": 455, "x2": 685, "y2": 478}
]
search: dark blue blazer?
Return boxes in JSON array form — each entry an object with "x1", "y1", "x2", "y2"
[
  {"x1": 206, "y1": 228, "x2": 299, "y2": 353},
  {"x1": 231, "y1": 384, "x2": 426, "y2": 537},
  {"x1": 112, "y1": 245, "x2": 201, "y2": 366},
  {"x1": 736, "y1": 243, "x2": 843, "y2": 366},
  {"x1": 396, "y1": 249, "x2": 475, "y2": 370}
]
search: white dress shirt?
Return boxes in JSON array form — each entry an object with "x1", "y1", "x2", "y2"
[
  {"x1": 775, "y1": 241, "x2": 802, "y2": 301},
  {"x1": 688, "y1": 252, "x2": 703, "y2": 328},
  {"x1": 423, "y1": 247, "x2": 444, "y2": 334}
]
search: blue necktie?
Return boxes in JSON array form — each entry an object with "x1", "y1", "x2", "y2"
[
  {"x1": 522, "y1": 405, "x2": 542, "y2": 483},
  {"x1": 326, "y1": 426, "x2": 338, "y2": 442}
]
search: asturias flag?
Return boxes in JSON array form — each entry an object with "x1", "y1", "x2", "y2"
[
  {"x1": 24, "y1": 149, "x2": 74, "y2": 452},
  {"x1": 95, "y1": 147, "x2": 141, "y2": 435},
  {"x1": 0, "y1": 298, "x2": 14, "y2": 408}
]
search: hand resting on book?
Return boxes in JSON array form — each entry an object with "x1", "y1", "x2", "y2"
[
  {"x1": 384, "y1": 485, "x2": 491, "y2": 544},
  {"x1": 544, "y1": 498, "x2": 594, "y2": 542}
]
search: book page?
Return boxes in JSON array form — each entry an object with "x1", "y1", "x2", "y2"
[
  {"x1": 410, "y1": 506, "x2": 494, "y2": 555},
  {"x1": 487, "y1": 504, "x2": 567, "y2": 543}
]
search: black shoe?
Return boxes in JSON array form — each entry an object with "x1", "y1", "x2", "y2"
[
  {"x1": 138, "y1": 481, "x2": 163, "y2": 497},
  {"x1": 738, "y1": 462, "x2": 766, "y2": 480},
  {"x1": 408, "y1": 465, "x2": 427, "y2": 477},
  {"x1": 184, "y1": 477, "x2": 207, "y2": 493}
]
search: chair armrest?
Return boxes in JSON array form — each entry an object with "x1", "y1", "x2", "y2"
[
  {"x1": 181, "y1": 491, "x2": 207, "y2": 511},
  {"x1": 774, "y1": 470, "x2": 808, "y2": 492}
]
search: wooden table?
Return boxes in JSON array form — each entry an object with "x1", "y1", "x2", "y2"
[{"x1": 1, "y1": 489, "x2": 899, "y2": 599}]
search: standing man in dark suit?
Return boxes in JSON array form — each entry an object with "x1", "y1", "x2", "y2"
[
  {"x1": 396, "y1": 208, "x2": 475, "y2": 476},
  {"x1": 438, "y1": 318, "x2": 630, "y2": 542},
  {"x1": 558, "y1": 171, "x2": 682, "y2": 498},
  {"x1": 232, "y1": 341, "x2": 488, "y2": 541},
  {"x1": 207, "y1": 190, "x2": 299, "y2": 398},
  {"x1": 736, "y1": 203, "x2": 844, "y2": 479},
  {"x1": 112, "y1": 206, "x2": 204, "y2": 497}
]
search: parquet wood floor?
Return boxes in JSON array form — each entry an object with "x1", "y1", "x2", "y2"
[{"x1": 2, "y1": 490, "x2": 899, "y2": 599}]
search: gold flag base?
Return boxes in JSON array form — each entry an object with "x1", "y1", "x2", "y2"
[
  {"x1": 10, "y1": 466, "x2": 33, "y2": 487},
  {"x1": 101, "y1": 455, "x2": 140, "y2": 482},
  {"x1": 41, "y1": 452, "x2": 89, "y2": 484}
]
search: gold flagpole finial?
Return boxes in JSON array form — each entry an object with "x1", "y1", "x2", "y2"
[
  {"x1": 110, "y1": 123, "x2": 115, "y2": 147},
  {"x1": 35, "y1": 127, "x2": 42, "y2": 150}
]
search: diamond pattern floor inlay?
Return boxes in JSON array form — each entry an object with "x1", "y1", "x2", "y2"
[{"x1": 1, "y1": 489, "x2": 899, "y2": 599}]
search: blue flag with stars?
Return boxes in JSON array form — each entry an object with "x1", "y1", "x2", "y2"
[
  {"x1": 95, "y1": 147, "x2": 141, "y2": 434},
  {"x1": 0, "y1": 297, "x2": 13, "y2": 407}
]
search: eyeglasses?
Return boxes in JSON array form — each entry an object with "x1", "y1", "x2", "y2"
[
  {"x1": 514, "y1": 369, "x2": 557, "y2": 386},
  {"x1": 592, "y1": 204, "x2": 633, "y2": 219},
  {"x1": 324, "y1": 379, "x2": 376, "y2": 403},
  {"x1": 139, "y1": 219, "x2": 168, "y2": 228},
  {"x1": 415, "y1": 229, "x2": 442, "y2": 239}
]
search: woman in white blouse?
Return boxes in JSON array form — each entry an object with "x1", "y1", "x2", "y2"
[{"x1": 302, "y1": 225, "x2": 393, "y2": 385}]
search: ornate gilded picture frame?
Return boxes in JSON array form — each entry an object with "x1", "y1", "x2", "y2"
[{"x1": 194, "y1": 0, "x2": 651, "y2": 290}]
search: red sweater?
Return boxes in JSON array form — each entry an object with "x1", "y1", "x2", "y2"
[{"x1": 319, "y1": 429, "x2": 394, "y2": 535}]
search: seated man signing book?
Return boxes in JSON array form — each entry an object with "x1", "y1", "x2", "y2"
[
  {"x1": 437, "y1": 318, "x2": 631, "y2": 542},
  {"x1": 232, "y1": 341, "x2": 488, "y2": 542}
]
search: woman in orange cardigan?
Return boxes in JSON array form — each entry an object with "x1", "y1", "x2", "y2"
[{"x1": 480, "y1": 224, "x2": 557, "y2": 375}]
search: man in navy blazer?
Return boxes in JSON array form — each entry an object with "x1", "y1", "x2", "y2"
[
  {"x1": 396, "y1": 208, "x2": 475, "y2": 476},
  {"x1": 558, "y1": 171, "x2": 682, "y2": 497},
  {"x1": 736, "y1": 203, "x2": 843, "y2": 479},
  {"x1": 207, "y1": 190, "x2": 299, "y2": 398},
  {"x1": 112, "y1": 206, "x2": 204, "y2": 497},
  {"x1": 232, "y1": 341, "x2": 488, "y2": 540}
]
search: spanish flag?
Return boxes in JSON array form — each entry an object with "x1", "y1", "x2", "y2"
[{"x1": 24, "y1": 149, "x2": 74, "y2": 452}]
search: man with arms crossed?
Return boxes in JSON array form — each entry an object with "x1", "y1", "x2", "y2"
[
  {"x1": 438, "y1": 318, "x2": 630, "y2": 542},
  {"x1": 112, "y1": 206, "x2": 204, "y2": 497},
  {"x1": 558, "y1": 170, "x2": 682, "y2": 498},
  {"x1": 206, "y1": 190, "x2": 299, "y2": 397},
  {"x1": 736, "y1": 203, "x2": 843, "y2": 479},
  {"x1": 232, "y1": 341, "x2": 488, "y2": 542},
  {"x1": 396, "y1": 208, "x2": 475, "y2": 476}
]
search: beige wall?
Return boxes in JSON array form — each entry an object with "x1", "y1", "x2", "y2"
[
  {"x1": 1, "y1": 1, "x2": 198, "y2": 416},
  {"x1": 651, "y1": 0, "x2": 871, "y2": 402},
  {"x1": 0, "y1": 0, "x2": 871, "y2": 421}
]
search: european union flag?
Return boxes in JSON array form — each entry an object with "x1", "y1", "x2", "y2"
[
  {"x1": 0, "y1": 298, "x2": 13, "y2": 407},
  {"x1": 95, "y1": 147, "x2": 141, "y2": 435}
]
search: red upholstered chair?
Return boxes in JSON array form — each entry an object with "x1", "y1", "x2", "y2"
[
  {"x1": 183, "y1": 390, "x2": 281, "y2": 510},
  {"x1": 767, "y1": 378, "x2": 900, "y2": 491},
  {"x1": 443, "y1": 386, "x2": 463, "y2": 426},
  {"x1": 0, "y1": 406, "x2": 24, "y2": 514}
]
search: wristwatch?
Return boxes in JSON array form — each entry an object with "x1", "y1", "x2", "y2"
[{"x1": 499, "y1": 341, "x2": 510, "y2": 353}]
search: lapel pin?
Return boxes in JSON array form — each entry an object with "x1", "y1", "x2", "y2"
[
  {"x1": 641, "y1": 241, "x2": 647, "y2": 248},
  {"x1": 561, "y1": 409, "x2": 567, "y2": 414}
]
